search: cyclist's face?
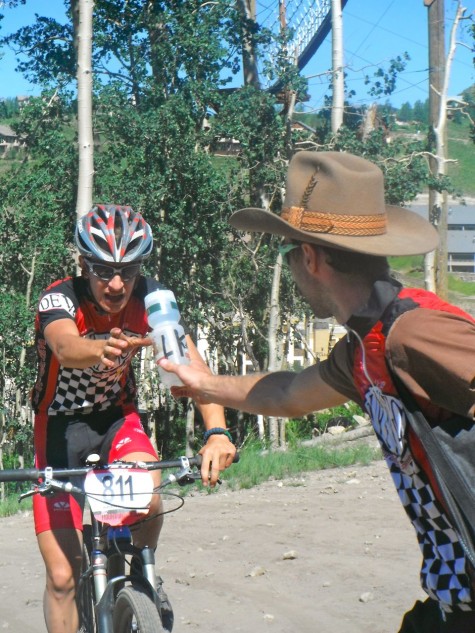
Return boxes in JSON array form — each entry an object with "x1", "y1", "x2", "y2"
[{"x1": 81, "y1": 258, "x2": 140, "y2": 314}]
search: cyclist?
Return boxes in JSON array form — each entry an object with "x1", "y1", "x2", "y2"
[{"x1": 31, "y1": 204, "x2": 236, "y2": 633}]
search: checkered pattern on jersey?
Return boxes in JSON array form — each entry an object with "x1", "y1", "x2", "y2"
[
  {"x1": 48, "y1": 328, "x2": 136, "y2": 414},
  {"x1": 386, "y1": 453, "x2": 473, "y2": 613},
  {"x1": 49, "y1": 364, "x2": 126, "y2": 413}
]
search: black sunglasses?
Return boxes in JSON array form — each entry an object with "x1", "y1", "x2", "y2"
[{"x1": 85, "y1": 260, "x2": 141, "y2": 282}]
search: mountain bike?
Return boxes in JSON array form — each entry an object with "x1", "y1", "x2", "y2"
[{"x1": 0, "y1": 453, "x2": 218, "y2": 633}]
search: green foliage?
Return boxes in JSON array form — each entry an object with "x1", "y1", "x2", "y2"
[
  {"x1": 398, "y1": 102, "x2": 413, "y2": 123},
  {"x1": 1, "y1": 12, "x2": 75, "y2": 86},
  {"x1": 0, "y1": 97, "x2": 19, "y2": 119},
  {"x1": 396, "y1": 99, "x2": 429, "y2": 124},
  {"x1": 284, "y1": 402, "x2": 365, "y2": 447},
  {"x1": 0, "y1": 419, "x2": 34, "y2": 509},
  {"x1": 365, "y1": 53, "x2": 411, "y2": 98},
  {"x1": 0, "y1": 92, "x2": 76, "y2": 431},
  {"x1": 413, "y1": 99, "x2": 429, "y2": 124}
]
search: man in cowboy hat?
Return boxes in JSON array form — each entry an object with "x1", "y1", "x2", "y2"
[{"x1": 158, "y1": 151, "x2": 475, "y2": 632}]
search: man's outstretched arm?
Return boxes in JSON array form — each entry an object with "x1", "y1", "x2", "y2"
[{"x1": 159, "y1": 357, "x2": 348, "y2": 417}]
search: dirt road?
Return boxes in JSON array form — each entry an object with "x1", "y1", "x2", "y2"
[{"x1": 0, "y1": 459, "x2": 427, "y2": 633}]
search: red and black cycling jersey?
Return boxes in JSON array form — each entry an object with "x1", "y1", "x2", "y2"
[{"x1": 32, "y1": 275, "x2": 175, "y2": 416}]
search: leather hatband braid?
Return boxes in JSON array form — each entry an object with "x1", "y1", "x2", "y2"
[{"x1": 281, "y1": 206, "x2": 387, "y2": 236}]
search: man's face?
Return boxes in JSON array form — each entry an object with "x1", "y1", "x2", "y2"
[
  {"x1": 81, "y1": 258, "x2": 141, "y2": 314},
  {"x1": 285, "y1": 243, "x2": 337, "y2": 320}
]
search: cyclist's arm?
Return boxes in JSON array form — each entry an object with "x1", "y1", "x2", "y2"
[
  {"x1": 185, "y1": 336, "x2": 236, "y2": 485},
  {"x1": 44, "y1": 319, "x2": 142, "y2": 369},
  {"x1": 184, "y1": 336, "x2": 228, "y2": 426},
  {"x1": 162, "y1": 357, "x2": 348, "y2": 417}
]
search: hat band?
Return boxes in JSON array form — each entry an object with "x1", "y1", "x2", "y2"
[{"x1": 281, "y1": 206, "x2": 387, "y2": 236}]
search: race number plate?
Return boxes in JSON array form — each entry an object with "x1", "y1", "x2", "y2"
[{"x1": 85, "y1": 467, "x2": 154, "y2": 526}]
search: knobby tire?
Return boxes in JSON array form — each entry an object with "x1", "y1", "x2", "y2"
[
  {"x1": 77, "y1": 539, "x2": 96, "y2": 633},
  {"x1": 113, "y1": 585, "x2": 164, "y2": 633}
]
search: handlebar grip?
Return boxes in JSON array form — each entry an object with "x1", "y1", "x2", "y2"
[{"x1": 0, "y1": 468, "x2": 40, "y2": 482}]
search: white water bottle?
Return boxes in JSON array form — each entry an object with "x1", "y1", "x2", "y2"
[{"x1": 144, "y1": 289, "x2": 190, "y2": 388}]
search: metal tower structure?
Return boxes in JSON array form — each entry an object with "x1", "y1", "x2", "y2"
[{"x1": 256, "y1": 0, "x2": 349, "y2": 90}]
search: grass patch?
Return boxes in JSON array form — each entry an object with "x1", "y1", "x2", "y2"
[
  {"x1": 389, "y1": 255, "x2": 425, "y2": 276},
  {"x1": 219, "y1": 441, "x2": 381, "y2": 491},
  {"x1": 447, "y1": 120, "x2": 475, "y2": 197},
  {"x1": 390, "y1": 255, "x2": 475, "y2": 298},
  {"x1": 0, "y1": 493, "x2": 32, "y2": 518},
  {"x1": 448, "y1": 276, "x2": 475, "y2": 296}
]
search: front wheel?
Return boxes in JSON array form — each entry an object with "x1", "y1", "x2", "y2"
[
  {"x1": 77, "y1": 540, "x2": 96, "y2": 633},
  {"x1": 113, "y1": 586, "x2": 164, "y2": 633}
]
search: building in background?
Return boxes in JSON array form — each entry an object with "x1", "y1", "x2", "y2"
[{"x1": 447, "y1": 206, "x2": 475, "y2": 273}]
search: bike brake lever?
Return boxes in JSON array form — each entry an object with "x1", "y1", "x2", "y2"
[
  {"x1": 19, "y1": 487, "x2": 39, "y2": 502},
  {"x1": 177, "y1": 471, "x2": 202, "y2": 486},
  {"x1": 179, "y1": 472, "x2": 224, "y2": 486}
]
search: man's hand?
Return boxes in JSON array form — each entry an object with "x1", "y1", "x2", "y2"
[
  {"x1": 158, "y1": 357, "x2": 214, "y2": 403},
  {"x1": 100, "y1": 328, "x2": 152, "y2": 368},
  {"x1": 199, "y1": 433, "x2": 236, "y2": 487}
]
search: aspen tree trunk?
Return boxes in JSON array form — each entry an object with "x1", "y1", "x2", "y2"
[
  {"x1": 14, "y1": 252, "x2": 37, "y2": 468},
  {"x1": 430, "y1": 3, "x2": 464, "y2": 298},
  {"x1": 238, "y1": 0, "x2": 260, "y2": 88},
  {"x1": 75, "y1": 0, "x2": 95, "y2": 220},
  {"x1": 0, "y1": 344, "x2": 5, "y2": 501},
  {"x1": 331, "y1": 0, "x2": 344, "y2": 132},
  {"x1": 267, "y1": 255, "x2": 285, "y2": 449}
]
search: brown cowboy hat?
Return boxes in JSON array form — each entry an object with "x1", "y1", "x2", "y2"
[{"x1": 229, "y1": 151, "x2": 439, "y2": 256}]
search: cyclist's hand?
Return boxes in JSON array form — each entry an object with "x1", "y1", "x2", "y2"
[
  {"x1": 199, "y1": 434, "x2": 236, "y2": 487},
  {"x1": 100, "y1": 328, "x2": 152, "y2": 367}
]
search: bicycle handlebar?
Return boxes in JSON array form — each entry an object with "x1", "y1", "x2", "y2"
[
  {"x1": 0, "y1": 457, "x2": 202, "y2": 483},
  {"x1": 0, "y1": 453, "x2": 238, "y2": 484}
]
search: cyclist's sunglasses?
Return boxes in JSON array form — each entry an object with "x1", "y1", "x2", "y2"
[
  {"x1": 84, "y1": 260, "x2": 141, "y2": 282},
  {"x1": 278, "y1": 242, "x2": 301, "y2": 264}
]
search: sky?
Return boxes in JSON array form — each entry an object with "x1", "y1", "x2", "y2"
[{"x1": 0, "y1": 0, "x2": 473, "y2": 109}]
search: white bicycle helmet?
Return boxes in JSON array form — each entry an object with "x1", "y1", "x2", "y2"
[{"x1": 75, "y1": 204, "x2": 153, "y2": 263}]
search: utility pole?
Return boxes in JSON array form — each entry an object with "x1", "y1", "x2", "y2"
[{"x1": 424, "y1": 0, "x2": 448, "y2": 297}]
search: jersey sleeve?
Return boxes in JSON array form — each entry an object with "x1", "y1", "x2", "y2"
[
  {"x1": 319, "y1": 336, "x2": 363, "y2": 405},
  {"x1": 387, "y1": 308, "x2": 475, "y2": 419},
  {"x1": 37, "y1": 279, "x2": 78, "y2": 333}
]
